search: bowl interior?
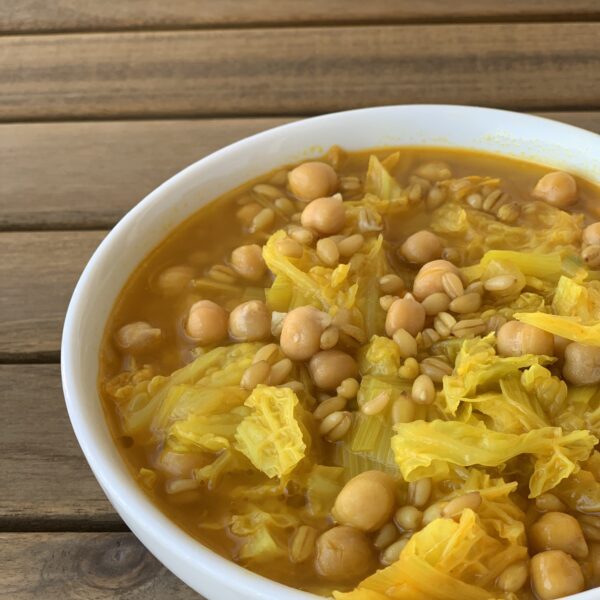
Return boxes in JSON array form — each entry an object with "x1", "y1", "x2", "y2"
[{"x1": 62, "y1": 105, "x2": 600, "y2": 600}]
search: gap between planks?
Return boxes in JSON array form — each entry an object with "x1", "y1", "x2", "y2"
[{"x1": 0, "y1": 0, "x2": 599, "y2": 34}]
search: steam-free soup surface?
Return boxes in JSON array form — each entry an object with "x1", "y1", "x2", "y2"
[{"x1": 100, "y1": 147, "x2": 600, "y2": 599}]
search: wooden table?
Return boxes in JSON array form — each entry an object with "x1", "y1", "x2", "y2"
[{"x1": 1, "y1": 2, "x2": 600, "y2": 597}]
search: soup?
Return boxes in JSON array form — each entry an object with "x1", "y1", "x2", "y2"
[{"x1": 100, "y1": 146, "x2": 600, "y2": 599}]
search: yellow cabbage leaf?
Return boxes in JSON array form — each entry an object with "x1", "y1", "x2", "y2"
[
  {"x1": 442, "y1": 334, "x2": 553, "y2": 415},
  {"x1": 263, "y1": 230, "x2": 388, "y2": 336},
  {"x1": 552, "y1": 275, "x2": 600, "y2": 321},
  {"x1": 230, "y1": 502, "x2": 299, "y2": 564},
  {"x1": 448, "y1": 468, "x2": 526, "y2": 546},
  {"x1": 234, "y1": 385, "x2": 307, "y2": 479},
  {"x1": 473, "y1": 378, "x2": 547, "y2": 434},
  {"x1": 335, "y1": 410, "x2": 399, "y2": 478},
  {"x1": 358, "y1": 336, "x2": 401, "y2": 377},
  {"x1": 112, "y1": 342, "x2": 261, "y2": 435},
  {"x1": 193, "y1": 449, "x2": 250, "y2": 488},
  {"x1": 431, "y1": 200, "x2": 582, "y2": 262},
  {"x1": 168, "y1": 408, "x2": 248, "y2": 453},
  {"x1": 391, "y1": 419, "x2": 597, "y2": 497},
  {"x1": 462, "y1": 250, "x2": 563, "y2": 283},
  {"x1": 304, "y1": 464, "x2": 345, "y2": 517},
  {"x1": 334, "y1": 509, "x2": 526, "y2": 600},
  {"x1": 520, "y1": 364, "x2": 569, "y2": 419},
  {"x1": 364, "y1": 154, "x2": 403, "y2": 200},
  {"x1": 514, "y1": 312, "x2": 600, "y2": 346}
]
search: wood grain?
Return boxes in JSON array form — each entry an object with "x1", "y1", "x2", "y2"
[
  {"x1": 0, "y1": 532, "x2": 199, "y2": 599},
  {"x1": 1, "y1": 24, "x2": 600, "y2": 121},
  {"x1": 0, "y1": 364, "x2": 120, "y2": 528},
  {"x1": 0, "y1": 231, "x2": 105, "y2": 360},
  {"x1": 0, "y1": 112, "x2": 599, "y2": 231},
  {"x1": 1, "y1": 0, "x2": 598, "y2": 32},
  {"x1": 0, "y1": 118, "x2": 292, "y2": 230}
]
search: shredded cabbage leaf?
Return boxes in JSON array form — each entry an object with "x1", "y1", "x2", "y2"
[
  {"x1": 391, "y1": 419, "x2": 597, "y2": 497},
  {"x1": 263, "y1": 230, "x2": 388, "y2": 339},
  {"x1": 364, "y1": 154, "x2": 403, "y2": 201},
  {"x1": 230, "y1": 502, "x2": 299, "y2": 564},
  {"x1": 358, "y1": 336, "x2": 401, "y2": 377},
  {"x1": 552, "y1": 275, "x2": 600, "y2": 320},
  {"x1": 462, "y1": 250, "x2": 563, "y2": 283},
  {"x1": 454, "y1": 469, "x2": 526, "y2": 546},
  {"x1": 514, "y1": 312, "x2": 600, "y2": 346},
  {"x1": 108, "y1": 342, "x2": 261, "y2": 435},
  {"x1": 234, "y1": 385, "x2": 307, "y2": 479},
  {"x1": 431, "y1": 200, "x2": 582, "y2": 262},
  {"x1": 334, "y1": 509, "x2": 526, "y2": 600},
  {"x1": 442, "y1": 334, "x2": 553, "y2": 415},
  {"x1": 303, "y1": 464, "x2": 345, "y2": 517}
]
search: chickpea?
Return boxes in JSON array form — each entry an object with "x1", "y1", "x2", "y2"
[
  {"x1": 288, "y1": 161, "x2": 338, "y2": 202},
  {"x1": 186, "y1": 300, "x2": 228, "y2": 344},
  {"x1": 309, "y1": 350, "x2": 358, "y2": 390},
  {"x1": 530, "y1": 512, "x2": 588, "y2": 559},
  {"x1": 280, "y1": 306, "x2": 330, "y2": 360},
  {"x1": 530, "y1": 550, "x2": 585, "y2": 600},
  {"x1": 300, "y1": 194, "x2": 346, "y2": 236},
  {"x1": 230, "y1": 244, "x2": 266, "y2": 281},
  {"x1": 115, "y1": 321, "x2": 161, "y2": 353},
  {"x1": 563, "y1": 342, "x2": 600, "y2": 385},
  {"x1": 385, "y1": 297, "x2": 426, "y2": 337},
  {"x1": 496, "y1": 321, "x2": 554, "y2": 357},
  {"x1": 228, "y1": 300, "x2": 271, "y2": 341},
  {"x1": 156, "y1": 265, "x2": 194, "y2": 297},
  {"x1": 400, "y1": 230, "x2": 443, "y2": 264},
  {"x1": 583, "y1": 222, "x2": 600, "y2": 246},
  {"x1": 412, "y1": 259, "x2": 461, "y2": 301},
  {"x1": 532, "y1": 171, "x2": 577, "y2": 208},
  {"x1": 332, "y1": 471, "x2": 397, "y2": 532},
  {"x1": 314, "y1": 526, "x2": 373, "y2": 582}
]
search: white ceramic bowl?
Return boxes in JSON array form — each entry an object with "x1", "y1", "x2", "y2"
[{"x1": 62, "y1": 105, "x2": 600, "y2": 600}]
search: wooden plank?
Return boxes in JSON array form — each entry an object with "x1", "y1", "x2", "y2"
[
  {"x1": 1, "y1": 24, "x2": 599, "y2": 121},
  {"x1": 0, "y1": 532, "x2": 200, "y2": 599},
  {"x1": 0, "y1": 118, "x2": 292, "y2": 230},
  {"x1": 0, "y1": 0, "x2": 598, "y2": 33},
  {"x1": 0, "y1": 364, "x2": 120, "y2": 528},
  {"x1": 1, "y1": 112, "x2": 599, "y2": 231},
  {"x1": 0, "y1": 231, "x2": 105, "y2": 360}
]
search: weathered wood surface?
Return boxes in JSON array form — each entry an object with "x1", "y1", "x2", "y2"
[
  {"x1": 0, "y1": 365, "x2": 120, "y2": 528},
  {"x1": 0, "y1": 231, "x2": 106, "y2": 360},
  {"x1": 1, "y1": 0, "x2": 598, "y2": 32},
  {"x1": 1, "y1": 24, "x2": 599, "y2": 121},
  {"x1": 0, "y1": 118, "x2": 291, "y2": 230},
  {"x1": 1, "y1": 112, "x2": 599, "y2": 231},
  {"x1": 0, "y1": 532, "x2": 200, "y2": 599}
]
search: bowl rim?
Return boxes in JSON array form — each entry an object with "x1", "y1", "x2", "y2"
[{"x1": 62, "y1": 104, "x2": 600, "y2": 600}]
